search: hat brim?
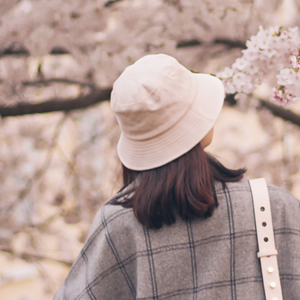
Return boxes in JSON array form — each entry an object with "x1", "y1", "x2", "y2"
[{"x1": 117, "y1": 73, "x2": 225, "y2": 171}]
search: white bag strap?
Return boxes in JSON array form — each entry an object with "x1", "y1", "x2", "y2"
[{"x1": 249, "y1": 178, "x2": 283, "y2": 300}]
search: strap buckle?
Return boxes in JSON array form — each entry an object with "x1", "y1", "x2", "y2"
[{"x1": 257, "y1": 249, "x2": 278, "y2": 258}]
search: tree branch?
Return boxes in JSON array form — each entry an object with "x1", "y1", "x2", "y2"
[
  {"x1": 224, "y1": 94, "x2": 300, "y2": 127},
  {"x1": 176, "y1": 39, "x2": 203, "y2": 48},
  {"x1": 258, "y1": 99, "x2": 300, "y2": 127},
  {"x1": 2, "y1": 114, "x2": 68, "y2": 221},
  {"x1": 0, "y1": 47, "x2": 29, "y2": 57},
  {"x1": 214, "y1": 38, "x2": 246, "y2": 49},
  {"x1": 176, "y1": 38, "x2": 246, "y2": 49},
  {"x1": 1, "y1": 37, "x2": 246, "y2": 58},
  {"x1": 0, "y1": 88, "x2": 112, "y2": 117},
  {"x1": 0, "y1": 246, "x2": 73, "y2": 266},
  {"x1": 0, "y1": 46, "x2": 69, "y2": 58},
  {"x1": 104, "y1": 0, "x2": 123, "y2": 7},
  {"x1": 1, "y1": 86, "x2": 300, "y2": 128},
  {"x1": 22, "y1": 78, "x2": 96, "y2": 90}
]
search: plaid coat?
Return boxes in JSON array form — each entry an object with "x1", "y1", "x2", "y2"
[{"x1": 54, "y1": 180, "x2": 300, "y2": 300}]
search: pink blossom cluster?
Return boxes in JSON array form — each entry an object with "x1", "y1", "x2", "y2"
[
  {"x1": 272, "y1": 57, "x2": 300, "y2": 105},
  {"x1": 216, "y1": 26, "x2": 300, "y2": 106},
  {"x1": 272, "y1": 86, "x2": 296, "y2": 106}
]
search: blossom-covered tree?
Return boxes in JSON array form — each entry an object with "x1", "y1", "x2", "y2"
[
  {"x1": 217, "y1": 26, "x2": 300, "y2": 105},
  {"x1": 1, "y1": 0, "x2": 300, "y2": 120}
]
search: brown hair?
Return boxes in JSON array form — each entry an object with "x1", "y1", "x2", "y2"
[{"x1": 110, "y1": 142, "x2": 246, "y2": 229}]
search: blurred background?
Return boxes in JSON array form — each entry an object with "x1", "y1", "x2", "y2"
[{"x1": 1, "y1": 0, "x2": 300, "y2": 299}]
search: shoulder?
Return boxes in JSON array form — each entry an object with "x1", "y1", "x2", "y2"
[
  {"x1": 215, "y1": 178, "x2": 299, "y2": 209},
  {"x1": 87, "y1": 200, "x2": 141, "y2": 240},
  {"x1": 267, "y1": 184, "x2": 300, "y2": 227},
  {"x1": 215, "y1": 177, "x2": 250, "y2": 194},
  {"x1": 103, "y1": 202, "x2": 139, "y2": 228},
  {"x1": 217, "y1": 178, "x2": 299, "y2": 203},
  {"x1": 267, "y1": 183, "x2": 299, "y2": 206},
  {"x1": 223, "y1": 178, "x2": 299, "y2": 223},
  {"x1": 214, "y1": 178, "x2": 252, "y2": 203}
]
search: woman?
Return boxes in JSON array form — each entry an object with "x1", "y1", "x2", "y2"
[{"x1": 54, "y1": 54, "x2": 300, "y2": 299}]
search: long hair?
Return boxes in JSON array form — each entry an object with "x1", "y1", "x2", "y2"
[{"x1": 110, "y1": 142, "x2": 246, "y2": 229}]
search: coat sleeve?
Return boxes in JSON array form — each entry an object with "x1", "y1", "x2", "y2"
[{"x1": 53, "y1": 205, "x2": 136, "y2": 300}]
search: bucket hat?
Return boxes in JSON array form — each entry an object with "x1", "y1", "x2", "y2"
[{"x1": 111, "y1": 54, "x2": 225, "y2": 170}]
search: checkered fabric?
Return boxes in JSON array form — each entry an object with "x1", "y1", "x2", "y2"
[{"x1": 54, "y1": 180, "x2": 300, "y2": 300}]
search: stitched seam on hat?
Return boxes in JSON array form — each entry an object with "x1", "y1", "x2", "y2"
[
  {"x1": 125, "y1": 88, "x2": 205, "y2": 142},
  {"x1": 114, "y1": 67, "x2": 175, "y2": 107},
  {"x1": 191, "y1": 105, "x2": 221, "y2": 122}
]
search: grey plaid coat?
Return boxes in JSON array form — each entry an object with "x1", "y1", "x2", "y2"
[{"x1": 54, "y1": 180, "x2": 300, "y2": 299}]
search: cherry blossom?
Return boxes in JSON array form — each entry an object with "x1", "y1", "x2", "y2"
[
  {"x1": 217, "y1": 25, "x2": 300, "y2": 106},
  {"x1": 290, "y1": 55, "x2": 300, "y2": 69},
  {"x1": 216, "y1": 67, "x2": 234, "y2": 79},
  {"x1": 232, "y1": 58, "x2": 248, "y2": 71},
  {"x1": 271, "y1": 86, "x2": 295, "y2": 106},
  {"x1": 277, "y1": 68, "x2": 296, "y2": 85}
]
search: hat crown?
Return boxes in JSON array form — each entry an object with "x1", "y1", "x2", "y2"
[
  {"x1": 110, "y1": 53, "x2": 225, "y2": 170},
  {"x1": 111, "y1": 54, "x2": 194, "y2": 140}
]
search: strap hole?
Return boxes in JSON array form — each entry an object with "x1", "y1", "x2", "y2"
[
  {"x1": 262, "y1": 222, "x2": 267, "y2": 227},
  {"x1": 264, "y1": 237, "x2": 269, "y2": 242},
  {"x1": 260, "y1": 206, "x2": 265, "y2": 211}
]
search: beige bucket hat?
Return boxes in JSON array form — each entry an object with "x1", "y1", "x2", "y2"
[{"x1": 111, "y1": 54, "x2": 225, "y2": 171}]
